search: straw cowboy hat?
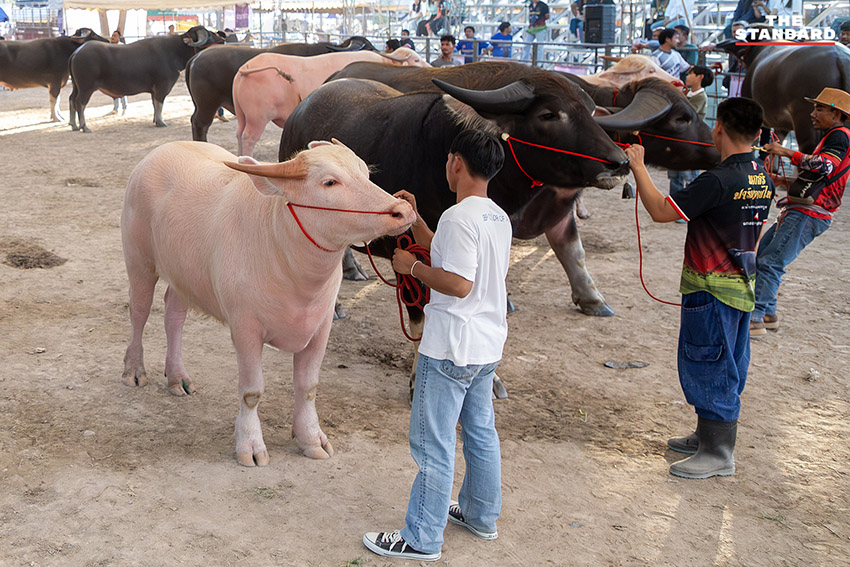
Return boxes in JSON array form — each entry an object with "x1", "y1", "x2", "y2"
[{"x1": 805, "y1": 87, "x2": 850, "y2": 117}]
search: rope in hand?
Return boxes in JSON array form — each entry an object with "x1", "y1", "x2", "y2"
[
  {"x1": 365, "y1": 234, "x2": 431, "y2": 342},
  {"x1": 632, "y1": 182, "x2": 681, "y2": 307}
]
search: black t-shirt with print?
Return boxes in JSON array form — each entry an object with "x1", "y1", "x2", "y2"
[{"x1": 667, "y1": 152, "x2": 775, "y2": 311}]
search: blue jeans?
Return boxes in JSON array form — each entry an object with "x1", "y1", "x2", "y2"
[
  {"x1": 401, "y1": 354, "x2": 501, "y2": 554},
  {"x1": 668, "y1": 169, "x2": 698, "y2": 196},
  {"x1": 678, "y1": 291, "x2": 750, "y2": 422},
  {"x1": 753, "y1": 209, "x2": 831, "y2": 319},
  {"x1": 522, "y1": 28, "x2": 548, "y2": 61}
]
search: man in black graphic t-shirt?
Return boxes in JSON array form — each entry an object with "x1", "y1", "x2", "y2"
[{"x1": 626, "y1": 97, "x2": 774, "y2": 480}]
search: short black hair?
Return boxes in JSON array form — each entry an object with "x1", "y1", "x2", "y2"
[
  {"x1": 716, "y1": 98, "x2": 764, "y2": 143},
  {"x1": 464, "y1": 25, "x2": 474, "y2": 33},
  {"x1": 690, "y1": 65, "x2": 714, "y2": 88},
  {"x1": 499, "y1": 22, "x2": 511, "y2": 32},
  {"x1": 401, "y1": 28, "x2": 410, "y2": 35},
  {"x1": 674, "y1": 24, "x2": 690, "y2": 37},
  {"x1": 658, "y1": 28, "x2": 677, "y2": 44},
  {"x1": 450, "y1": 130, "x2": 505, "y2": 181},
  {"x1": 386, "y1": 39, "x2": 400, "y2": 51},
  {"x1": 441, "y1": 34, "x2": 456, "y2": 45},
  {"x1": 841, "y1": 21, "x2": 850, "y2": 32}
]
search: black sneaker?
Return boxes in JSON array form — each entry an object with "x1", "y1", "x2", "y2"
[
  {"x1": 362, "y1": 530, "x2": 440, "y2": 561},
  {"x1": 447, "y1": 501, "x2": 498, "y2": 540}
]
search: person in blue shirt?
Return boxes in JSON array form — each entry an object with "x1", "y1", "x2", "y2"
[
  {"x1": 490, "y1": 22, "x2": 513, "y2": 58},
  {"x1": 456, "y1": 26, "x2": 492, "y2": 64}
]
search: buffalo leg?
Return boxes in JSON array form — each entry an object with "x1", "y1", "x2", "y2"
[
  {"x1": 152, "y1": 96, "x2": 167, "y2": 127},
  {"x1": 231, "y1": 323, "x2": 270, "y2": 467},
  {"x1": 191, "y1": 103, "x2": 220, "y2": 142},
  {"x1": 291, "y1": 314, "x2": 335, "y2": 459},
  {"x1": 122, "y1": 268, "x2": 157, "y2": 388},
  {"x1": 163, "y1": 285, "x2": 195, "y2": 396},
  {"x1": 48, "y1": 83, "x2": 64, "y2": 123},
  {"x1": 545, "y1": 203, "x2": 614, "y2": 317},
  {"x1": 71, "y1": 87, "x2": 94, "y2": 133},
  {"x1": 68, "y1": 85, "x2": 80, "y2": 131},
  {"x1": 342, "y1": 248, "x2": 369, "y2": 281}
]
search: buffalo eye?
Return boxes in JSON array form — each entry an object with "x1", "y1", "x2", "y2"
[
  {"x1": 538, "y1": 112, "x2": 558, "y2": 121},
  {"x1": 323, "y1": 179, "x2": 337, "y2": 187}
]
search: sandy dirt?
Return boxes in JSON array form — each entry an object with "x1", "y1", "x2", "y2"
[{"x1": 1, "y1": 79, "x2": 849, "y2": 567}]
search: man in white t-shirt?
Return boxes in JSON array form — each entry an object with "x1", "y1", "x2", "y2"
[
  {"x1": 651, "y1": 28, "x2": 691, "y2": 79},
  {"x1": 363, "y1": 130, "x2": 512, "y2": 562}
]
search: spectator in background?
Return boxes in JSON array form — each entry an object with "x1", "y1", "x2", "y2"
[
  {"x1": 840, "y1": 20, "x2": 850, "y2": 46},
  {"x1": 108, "y1": 30, "x2": 128, "y2": 116},
  {"x1": 490, "y1": 22, "x2": 513, "y2": 58},
  {"x1": 385, "y1": 39, "x2": 401, "y2": 53},
  {"x1": 663, "y1": 0, "x2": 695, "y2": 28},
  {"x1": 667, "y1": 65, "x2": 714, "y2": 200},
  {"x1": 569, "y1": 0, "x2": 584, "y2": 42},
  {"x1": 674, "y1": 25, "x2": 698, "y2": 66},
  {"x1": 456, "y1": 26, "x2": 492, "y2": 64},
  {"x1": 432, "y1": 34, "x2": 460, "y2": 67},
  {"x1": 651, "y1": 28, "x2": 691, "y2": 78},
  {"x1": 399, "y1": 29, "x2": 416, "y2": 50},
  {"x1": 522, "y1": 0, "x2": 549, "y2": 62},
  {"x1": 167, "y1": 24, "x2": 177, "y2": 35},
  {"x1": 223, "y1": 28, "x2": 239, "y2": 43},
  {"x1": 407, "y1": 0, "x2": 424, "y2": 30},
  {"x1": 242, "y1": 30, "x2": 255, "y2": 46}
]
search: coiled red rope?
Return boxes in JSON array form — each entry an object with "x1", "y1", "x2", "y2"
[{"x1": 365, "y1": 235, "x2": 431, "y2": 342}]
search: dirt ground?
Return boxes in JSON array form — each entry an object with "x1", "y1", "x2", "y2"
[{"x1": 1, "y1": 79, "x2": 848, "y2": 567}]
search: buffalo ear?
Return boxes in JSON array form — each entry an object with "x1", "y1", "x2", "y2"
[{"x1": 308, "y1": 140, "x2": 333, "y2": 149}]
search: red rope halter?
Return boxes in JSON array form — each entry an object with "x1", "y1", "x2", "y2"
[
  {"x1": 286, "y1": 202, "x2": 395, "y2": 253},
  {"x1": 365, "y1": 235, "x2": 431, "y2": 342}
]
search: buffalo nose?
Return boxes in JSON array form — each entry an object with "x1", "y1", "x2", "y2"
[{"x1": 390, "y1": 200, "x2": 416, "y2": 224}]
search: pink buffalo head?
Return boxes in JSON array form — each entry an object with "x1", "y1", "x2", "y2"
[{"x1": 225, "y1": 140, "x2": 415, "y2": 248}]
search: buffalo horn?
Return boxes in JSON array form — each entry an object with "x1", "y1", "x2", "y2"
[
  {"x1": 225, "y1": 156, "x2": 308, "y2": 179},
  {"x1": 433, "y1": 78, "x2": 536, "y2": 114},
  {"x1": 593, "y1": 89, "x2": 673, "y2": 131},
  {"x1": 186, "y1": 27, "x2": 210, "y2": 47}
]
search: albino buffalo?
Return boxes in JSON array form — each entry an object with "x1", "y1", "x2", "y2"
[
  {"x1": 581, "y1": 54, "x2": 682, "y2": 89},
  {"x1": 232, "y1": 47, "x2": 430, "y2": 156},
  {"x1": 121, "y1": 140, "x2": 415, "y2": 466}
]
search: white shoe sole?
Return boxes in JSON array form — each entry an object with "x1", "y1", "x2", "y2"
[
  {"x1": 447, "y1": 504, "x2": 498, "y2": 540},
  {"x1": 362, "y1": 534, "x2": 441, "y2": 561}
]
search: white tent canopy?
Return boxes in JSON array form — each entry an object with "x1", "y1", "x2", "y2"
[{"x1": 63, "y1": 0, "x2": 240, "y2": 9}]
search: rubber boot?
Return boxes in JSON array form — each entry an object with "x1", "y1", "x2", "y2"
[
  {"x1": 667, "y1": 420, "x2": 700, "y2": 454},
  {"x1": 669, "y1": 417, "x2": 736, "y2": 479}
]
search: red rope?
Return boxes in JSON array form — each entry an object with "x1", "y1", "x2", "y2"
[
  {"x1": 365, "y1": 235, "x2": 431, "y2": 342},
  {"x1": 286, "y1": 202, "x2": 395, "y2": 253},
  {"x1": 633, "y1": 186, "x2": 681, "y2": 307},
  {"x1": 638, "y1": 131, "x2": 716, "y2": 147}
]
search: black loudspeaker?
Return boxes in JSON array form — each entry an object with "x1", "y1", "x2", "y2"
[{"x1": 585, "y1": 4, "x2": 616, "y2": 44}]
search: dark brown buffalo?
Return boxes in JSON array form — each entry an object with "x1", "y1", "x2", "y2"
[
  {"x1": 0, "y1": 29, "x2": 108, "y2": 122},
  {"x1": 185, "y1": 36, "x2": 375, "y2": 141},
  {"x1": 68, "y1": 26, "x2": 222, "y2": 133},
  {"x1": 718, "y1": 40, "x2": 850, "y2": 153}
]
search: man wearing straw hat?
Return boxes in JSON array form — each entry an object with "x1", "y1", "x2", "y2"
[{"x1": 755, "y1": 88, "x2": 850, "y2": 336}]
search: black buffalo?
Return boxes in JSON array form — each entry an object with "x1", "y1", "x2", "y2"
[
  {"x1": 68, "y1": 26, "x2": 222, "y2": 132},
  {"x1": 563, "y1": 75, "x2": 720, "y2": 170},
  {"x1": 325, "y1": 62, "x2": 668, "y2": 316},
  {"x1": 718, "y1": 39, "x2": 850, "y2": 153},
  {"x1": 0, "y1": 28, "x2": 108, "y2": 122},
  {"x1": 185, "y1": 36, "x2": 375, "y2": 141},
  {"x1": 281, "y1": 64, "x2": 630, "y2": 320}
]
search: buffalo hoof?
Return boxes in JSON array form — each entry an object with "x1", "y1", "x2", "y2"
[
  {"x1": 70, "y1": 124, "x2": 80, "y2": 132},
  {"x1": 342, "y1": 252, "x2": 369, "y2": 281},
  {"x1": 81, "y1": 126, "x2": 92, "y2": 133},
  {"x1": 333, "y1": 302, "x2": 347, "y2": 320},
  {"x1": 302, "y1": 442, "x2": 334, "y2": 459},
  {"x1": 577, "y1": 301, "x2": 615, "y2": 317},
  {"x1": 166, "y1": 377, "x2": 196, "y2": 396},
  {"x1": 155, "y1": 121, "x2": 168, "y2": 128},
  {"x1": 493, "y1": 374, "x2": 508, "y2": 399},
  {"x1": 236, "y1": 449, "x2": 269, "y2": 467},
  {"x1": 122, "y1": 368, "x2": 148, "y2": 388}
]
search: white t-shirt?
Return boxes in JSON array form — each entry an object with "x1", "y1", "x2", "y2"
[
  {"x1": 651, "y1": 47, "x2": 691, "y2": 77},
  {"x1": 419, "y1": 196, "x2": 512, "y2": 366}
]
